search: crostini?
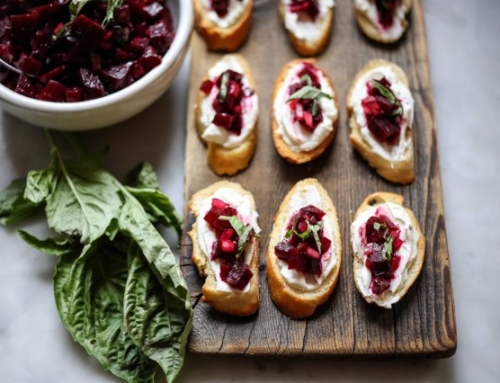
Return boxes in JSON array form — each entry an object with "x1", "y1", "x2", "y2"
[
  {"x1": 196, "y1": 54, "x2": 258, "y2": 175},
  {"x1": 347, "y1": 59, "x2": 415, "y2": 184},
  {"x1": 350, "y1": 192, "x2": 425, "y2": 309},
  {"x1": 188, "y1": 181, "x2": 261, "y2": 316},
  {"x1": 194, "y1": 0, "x2": 253, "y2": 51},
  {"x1": 279, "y1": 0, "x2": 336, "y2": 56},
  {"x1": 267, "y1": 178, "x2": 341, "y2": 319},
  {"x1": 272, "y1": 59, "x2": 338, "y2": 164},
  {"x1": 354, "y1": 0, "x2": 412, "y2": 43}
]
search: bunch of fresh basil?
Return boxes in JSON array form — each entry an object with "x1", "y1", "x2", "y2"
[{"x1": 0, "y1": 131, "x2": 192, "y2": 383}]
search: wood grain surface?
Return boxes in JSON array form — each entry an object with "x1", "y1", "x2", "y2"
[{"x1": 181, "y1": 0, "x2": 457, "y2": 357}]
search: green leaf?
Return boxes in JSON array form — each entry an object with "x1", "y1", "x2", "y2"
[
  {"x1": 18, "y1": 230, "x2": 76, "y2": 256},
  {"x1": 371, "y1": 80, "x2": 403, "y2": 116},
  {"x1": 54, "y1": 242, "x2": 158, "y2": 383},
  {"x1": 310, "y1": 223, "x2": 323, "y2": 254},
  {"x1": 69, "y1": 0, "x2": 92, "y2": 19},
  {"x1": 287, "y1": 85, "x2": 333, "y2": 103},
  {"x1": 373, "y1": 222, "x2": 381, "y2": 231},
  {"x1": 103, "y1": 0, "x2": 124, "y2": 27},
  {"x1": 124, "y1": 244, "x2": 192, "y2": 383},
  {"x1": 300, "y1": 74, "x2": 313, "y2": 87},
  {"x1": 382, "y1": 234, "x2": 394, "y2": 261},
  {"x1": 218, "y1": 72, "x2": 230, "y2": 102},
  {"x1": 126, "y1": 187, "x2": 182, "y2": 238},
  {"x1": 0, "y1": 178, "x2": 41, "y2": 226},
  {"x1": 126, "y1": 163, "x2": 161, "y2": 190},
  {"x1": 219, "y1": 215, "x2": 254, "y2": 255},
  {"x1": 44, "y1": 152, "x2": 123, "y2": 244}
]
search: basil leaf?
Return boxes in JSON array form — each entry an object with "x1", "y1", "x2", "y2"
[
  {"x1": 382, "y1": 235, "x2": 394, "y2": 261},
  {"x1": 312, "y1": 99, "x2": 319, "y2": 116},
  {"x1": 218, "y1": 215, "x2": 254, "y2": 255},
  {"x1": 0, "y1": 178, "x2": 40, "y2": 226},
  {"x1": 294, "y1": 224, "x2": 312, "y2": 240},
  {"x1": 218, "y1": 72, "x2": 230, "y2": 102},
  {"x1": 54, "y1": 243, "x2": 157, "y2": 383},
  {"x1": 311, "y1": 223, "x2": 322, "y2": 254},
  {"x1": 287, "y1": 85, "x2": 333, "y2": 102},
  {"x1": 371, "y1": 80, "x2": 403, "y2": 116},
  {"x1": 300, "y1": 74, "x2": 313, "y2": 87},
  {"x1": 25, "y1": 144, "x2": 123, "y2": 244},
  {"x1": 69, "y1": 0, "x2": 92, "y2": 19},
  {"x1": 18, "y1": 230, "x2": 76, "y2": 256},
  {"x1": 126, "y1": 162, "x2": 161, "y2": 190},
  {"x1": 124, "y1": 244, "x2": 192, "y2": 383},
  {"x1": 284, "y1": 229, "x2": 294, "y2": 239},
  {"x1": 104, "y1": 0, "x2": 123, "y2": 27}
]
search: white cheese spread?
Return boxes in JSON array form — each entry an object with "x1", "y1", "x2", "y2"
[
  {"x1": 354, "y1": 0, "x2": 408, "y2": 42},
  {"x1": 350, "y1": 202, "x2": 419, "y2": 308},
  {"x1": 283, "y1": 0, "x2": 335, "y2": 46},
  {"x1": 274, "y1": 62, "x2": 338, "y2": 152},
  {"x1": 277, "y1": 184, "x2": 337, "y2": 291},
  {"x1": 196, "y1": 187, "x2": 261, "y2": 293},
  {"x1": 348, "y1": 65, "x2": 414, "y2": 162},
  {"x1": 200, "y1": 55, "x2": 259, "y2": 150},
  {"x1": 201, "y1": 0, "x2": 249, "y2": 29}
]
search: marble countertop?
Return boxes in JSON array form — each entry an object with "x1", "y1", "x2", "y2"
[{"x1": 1, "y1": 0, "x2": 498, "y2": 382}]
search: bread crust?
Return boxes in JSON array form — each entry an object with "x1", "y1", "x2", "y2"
[
  {"x1": 351, "y1": 192, "x2": 425, "y2": 308},
  {"x1": 266, "y1": 178, "x2": 342, "y2": 319},
  {"x1": 272, "y1": 59, "x2": 338, "y2": 164},
  {"x1": 347, "y1": 59, "x2": 415, "y2": 184},
  {"x1": 194, "y1": 0, "x2": 252, "y2": 52},
  {"x1": 278, "y1": 1, "x2": 334, "y2": 56},
  {"x1": 195, "y1": 54, "x2": 257, "y2": 176},
  {"x1": 354, "y1": 0, "x2": 412, "y2": 44},
  {"x1": 188, "y1": 181, "x2": 260, "y2": 316}
]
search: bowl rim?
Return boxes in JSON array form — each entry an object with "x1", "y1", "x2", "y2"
[{"x1": 0, "y1": 0, "x2": 193, "y2": 112}]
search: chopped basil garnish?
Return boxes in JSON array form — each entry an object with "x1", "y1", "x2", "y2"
[
  {"x1": 300, "y1": 74, "x2": 313, "y2": 87},
  {"x1": 284, "y1": 221, "x2": 324, "y2": 253},
  {"x1": 287, "y1": 85, "x2": 333, "y2": 103},
  {"x1": 219, "y1": 215, "x2": 255, "y2": 258},
  {"x1": 371, "y1": 80, "x2": 403, "y2": 116},
  {"x1": 382, "y1": 234, "x2": 393, "y2": 261},
  {"x1": 218, "y1": 72, "x2": 230, "y2": 102}
]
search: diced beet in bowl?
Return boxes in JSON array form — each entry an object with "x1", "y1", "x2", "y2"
[{"x1": 0, "y1": 0, "x2": 193, "y2": 130}]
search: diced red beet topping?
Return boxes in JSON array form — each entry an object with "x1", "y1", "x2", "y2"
[
  {"x1": 203, "y1": 198, "x2": 256, "y2": 290},
  {"x1": 200, "y1": 69, "x2": 254, "y2": 136},
  {"x1": 363, "y1": 214, "x2": 403, "y2": 296},
  {"x1": 287, "y1": 62, "x2": 326, "y2": 132},
  {"x1": 210, "y1": 0, "x2": 243, "y2": 18},
  {"x1": 374, "y1": 0, "x2": 402, "y2": 29},
  {"x1": 274, "y1": 205, "x2": 331, "y2": 276},
  {"x1": 361, "y1": 77, "x2": 403, "y2": 145},
  {"x1": 0, "y1": 1, "x2": 175, "y2": 102},
  {"x1": 288, "y1": 0, "x2": 320, "y2": 21}
]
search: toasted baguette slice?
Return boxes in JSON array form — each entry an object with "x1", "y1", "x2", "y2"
[
  {"x1": 272, "y1": 59, "x2": 338, "y2": 164},
  {"x1": 194, "y1": 0, "x2": 252, "y2": 52},
  {"x1": 195, "y1": 54, "x2": 258, "y2": 175},
  {"x1": 347, "y1": 59, "x2": 415, "y2": 184},
  {"x1": 351, "y1": 192, "x2": 425, "y2": 308},
  {"x1": 188, "y1": 181, "x2": 260, "y2": 316},
  {"x1": 278, "y1": 0, "x2": 335, "y2": 56},
  {"x1": 267, "y1": 178, "x2": 341, "y2": 319},
  {"x1": 354, "y1": 0, "x2": 412, "y2": 44}
]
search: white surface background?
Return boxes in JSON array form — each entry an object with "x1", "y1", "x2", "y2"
[{"x1": 1, "y1": 0, "x2": 499, "y2": 382}]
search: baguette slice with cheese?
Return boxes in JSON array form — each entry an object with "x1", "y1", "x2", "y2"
[
  {"x1": 354, "y1": 0, "x2": 412, "y2": 44},
  {"x1": 272, "y1": 59, "x2": 339, "y2": 164},
  {"x1": 279, "y1": 0, "x2": 335, "y2": 56},
  {"x1": 196, "y1": 54, "x2": 258, "y2": 175},
  {"x1": 267, "y1": 178, "x2": 341, "y2": 319},
  {"x1": 347, "y1": 59, "x2": 415, "y2": 184},
  {"x1": 188, "y1": 181, "x2": 260, "y2": 316},
  {"x1": 351, "y1": 192, "x2": 425, "y2": 308},
  {"x1": 194, "y1": 0, "x2": 253, "y2": 52}
]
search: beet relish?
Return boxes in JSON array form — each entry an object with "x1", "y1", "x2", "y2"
[
  {"x1": 203, "y1": 198, "x2": 255, "y2": 290},
  {"x1": 200, "y1": 69, "x2": 254, "y2": 136},
  {"x1": 0, "y1": 1, "x2": 175, "y2": 102},
  {"x1": 288, "y1": 0, "x2": 320, "y2": 21},
  {"x1": 374, "y1": 0, "x2": 402, "y2": 29},
  {"x1": 363, "y1": 214, "x2": 403, "y2": 295},
  {"x1": 287, "y1": 63, "x2": 324, "y2": 132},
  {"x1": 361, "y1": 77, "x2": 403, "y2": 145},
  {"x1": 210, "y1": 0, "x2": 243, "y2": 18},
  {"x1": 274, "y1": 205, "x2": 331, "y2": 276}
]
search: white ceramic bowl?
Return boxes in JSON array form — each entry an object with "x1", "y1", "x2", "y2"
[{"x1": 0, "y1": 0, "x2": 193, "y2": 131}]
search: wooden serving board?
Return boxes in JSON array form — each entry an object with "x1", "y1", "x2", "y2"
[{"x1": 181, "y1": 0, "x2": 456, "y2": 357}]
